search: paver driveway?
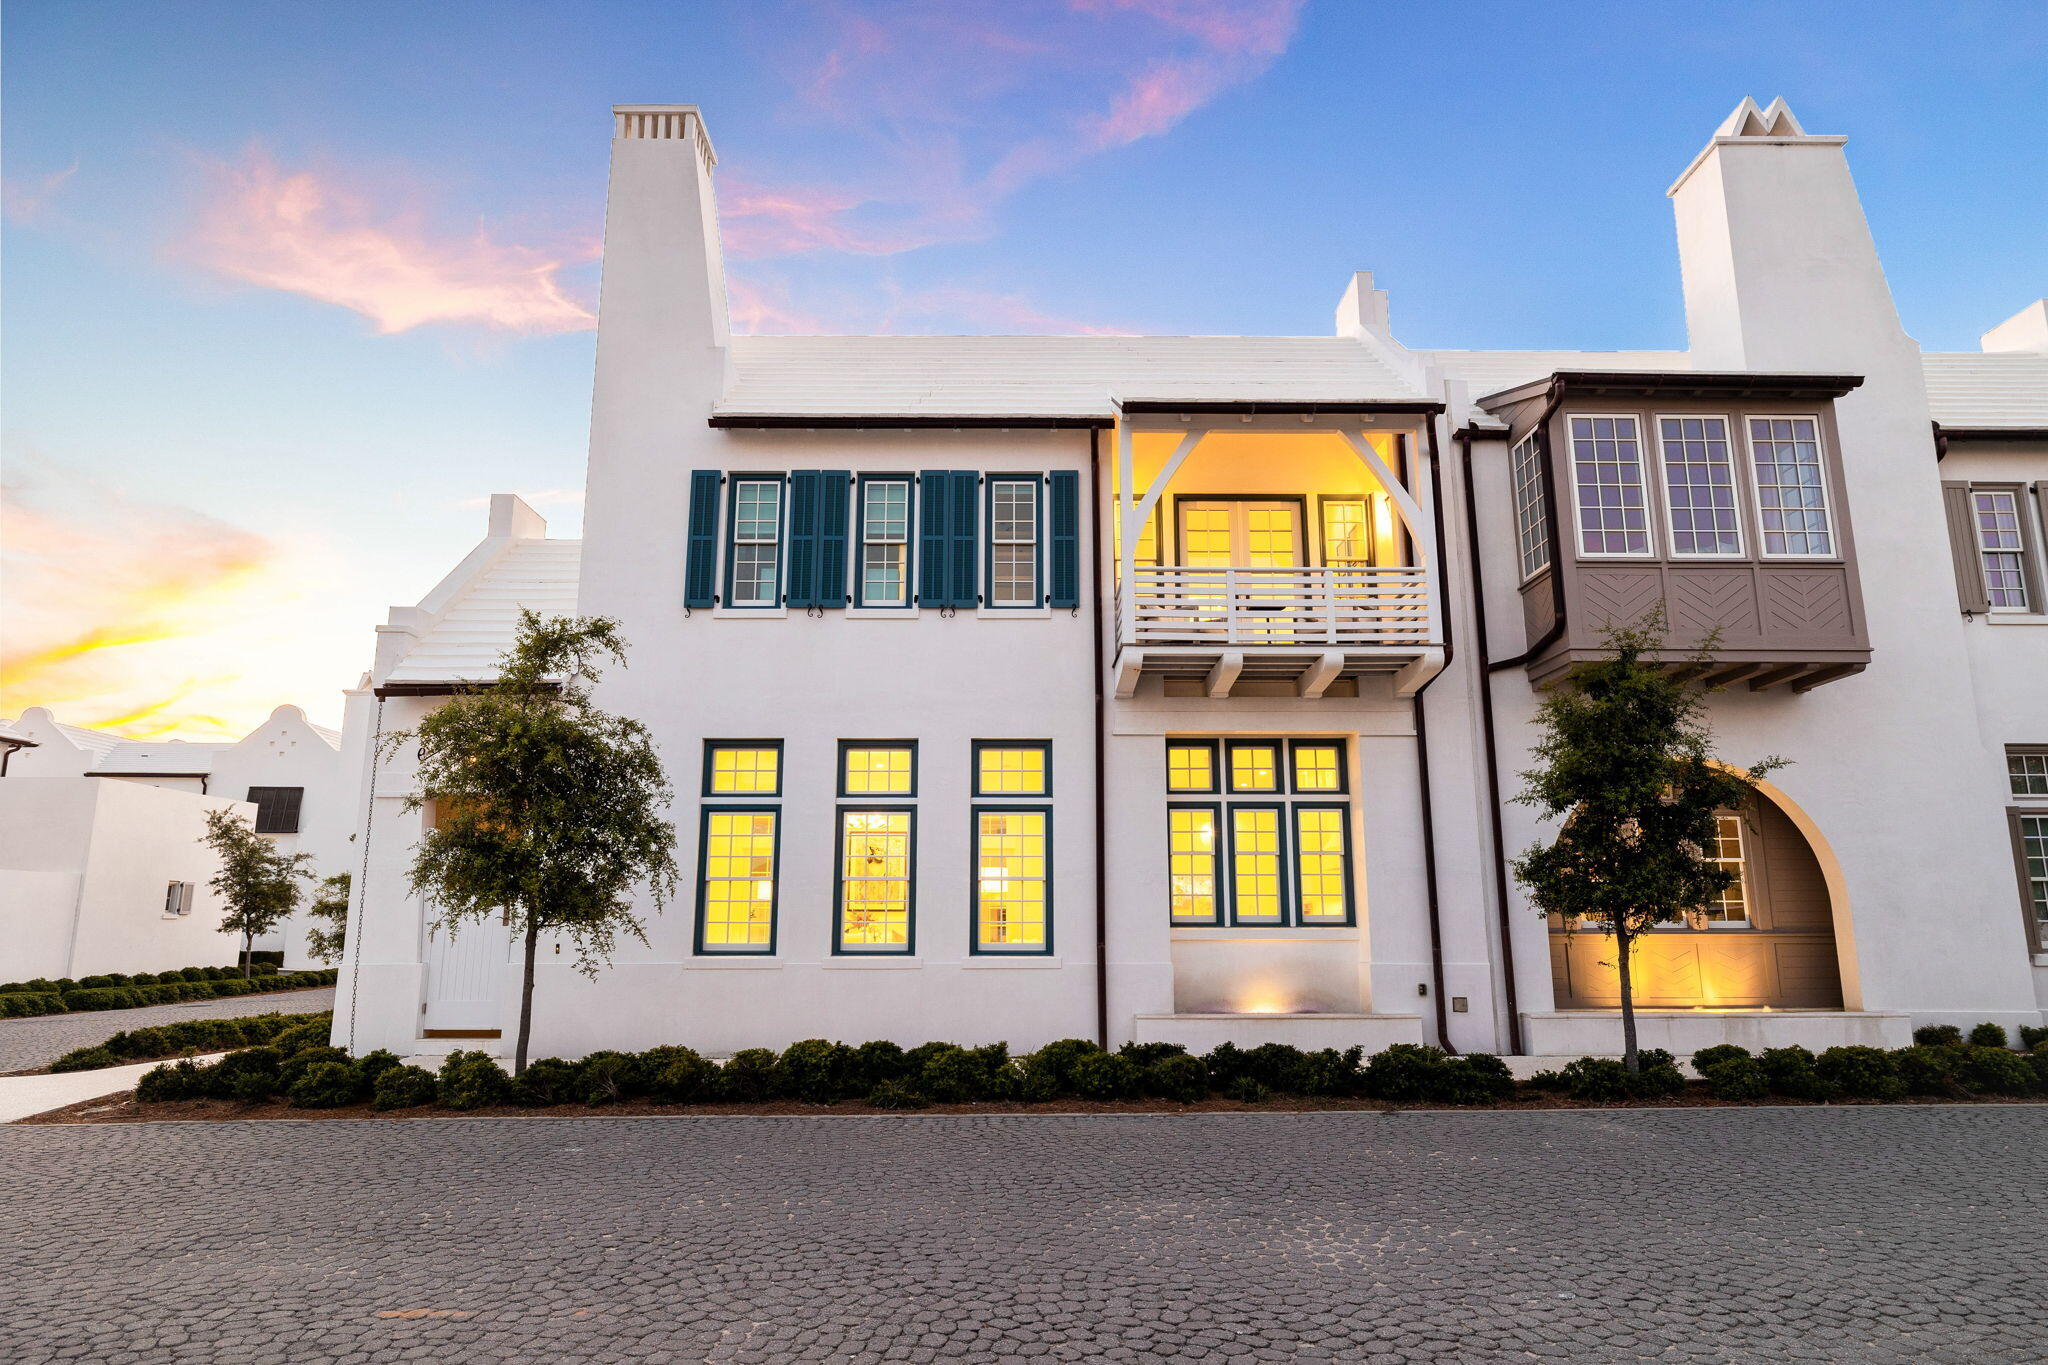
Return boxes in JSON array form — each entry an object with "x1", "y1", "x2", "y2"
[
  {"x1": 0, "y1": 986, "x2": 335, "y2": 1072},
  {"x1": 5, "y1": 1107, "x2": 2043, "y2": 1363}
]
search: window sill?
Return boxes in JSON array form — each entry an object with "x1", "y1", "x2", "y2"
[
  {"x1": 2033, "y1": 953, "x2": 2048, "y2": 969},
  {"x1": 963, "y1": 955, "x2": 1061, "y2": 967},
  {"x1": 1984, "y1": 613, "x2": 2048, "y2": 627},
  {"x1": 1170, "y1": 926, "x2": 1358, "y2": 940},
  {"x1": 977, "y1": 607, "x2": 1054, "y2": 620},
  {"x1": 822, "y1": 957, "x2": 922, "y2": 968},
  {"x1": 710, "y1": 607, "x2": 787, "y2": 620},
  {"x1": 847, "y1": 608, "x2": 920, "y2": 620},
  {"x1": 686, "y1": 957, "x2": 784, "y2": 967}
]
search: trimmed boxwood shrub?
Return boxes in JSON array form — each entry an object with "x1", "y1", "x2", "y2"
[
  {"x1": 1362, "y1": 1044, "x2": 1455, "y2": 1102},
  {"x1": 1556, "y1": 1057, "x2": 1632, "y2": 1102},
  {"x1": 437, "y1": 1051, "x2": 510, "y2": 1110},
  {"x1": 1957, "y1": 1046, "x2": 2037, "y2": 1096},
  {"x1": 1894, "y1": 1045, "x2": 1968, "y2": 1097},
  {"x1": 1117, "y1": 1041, "x2": 1188, "y2": 1068},
  {"x1": 208, "y1": 1046, "x2": 284, "y2": 1101},
  {"x1": 916, "y1": 1045, "x2": 989, "y2": 1103},
  {"x1": 1224, "y1": 1076, "x2": 1269, "y2": 1104},
  {"x1": 354, "y1": 1050, "x2": 403, "y2": 1087},
  {"x1": 1009, "y1": 1058, "x2": 1060, "y2": 1103},
  {"x1": 47, "y1": 1011, "x2": 328, "y2": 1072},
  {"x1": 717, "y1": 1048, "x2": 782, "y2": 1101},
  {"x1": 510, "y1": 1058, "x2": 580, "y2": 1106},
  {"x1": 51, "y1": 1046, "x2": 121, "y2": 1073},
  {"x1": 1815, "y1": 1046, "x2": 1906, "y2": 1101},
  {"x1": 373, "y1": 1065, "x2": 439, "y2": 1111},
  {"x1": 1689, "y1": 1044, "x2": 1751, "y2": 1073},
  {"x1": 1913, "y1": 1024, "x2": 1964, "y2": 1048},
  {"x1": 577, "y1": 1051, "x2": 646, "y2": 1105},
  {"x1": 0, "y1": 991, "x2": 65, "y2": 1018},
  {"x1": 277, "y1": 1046, "x2": 352, "y2": 1095},
  {"x1": 776, "y1": 1039, "x2": 853, "y2": 1104},
  {"x1": 2029, "y1": 1044, "x2": 2048, "y2": 1091},
  {"x1": 1448, "y1": 1054, "x2": 1517, "y2": 1105},
  {"x1": 287, "y1": 1061, "x2": 363, "y2": 1108},
  {"x1": 1701, "y1": 1056, "x2": 1768, "y2": 1101},
  {"x1": 1031, "y1": 1038, "x2": 1104, "y2": 1091},
  {"x1": 2020, "y1": 1025, "x2": 2048, "y2": 1051},
  {"x1": 867, "y1": 1080, "x2": 928, "y2": 1109},
  {"x1": 1070, "y1": 1051, "x2": 1140, "y2": 1100},
  {"x1": 1146, "y1": 1053, "x2": 1209, "y2": 1103},
  {"x1": 1968, "y1": 1022, "x2": 2010, "y2": 1049},
  {"x1": 137, "y1": 1058, "x2": 206, "y2": 1102},
  {"x1": 847, "y1": 1040, "x2": 910, "y2": 1092},
  {"x1": 646, "y1": 1049, "x2": 717, "y2": 1104},
  {"x1": 1759, "y1": 1046, "x2": 1838, "y2": 1102}
]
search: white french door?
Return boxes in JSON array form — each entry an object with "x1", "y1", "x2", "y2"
[{"x1": 1176, "y1": 500, "x2": 1304, "y2": 566}]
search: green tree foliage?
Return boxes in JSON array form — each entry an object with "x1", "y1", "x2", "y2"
[
  {"x1": 304, "y1": 872, "x2": 351, "y2": 965},
  {"x1": 388, "y1": 611, "x2": 679, "y2": 1073},
  {"x1": 201, "y1": 809, "x2": 313, "y2": 978},
  {"x1": 1511, "y1": 619, "x2": 1780, "y2": 1072}
]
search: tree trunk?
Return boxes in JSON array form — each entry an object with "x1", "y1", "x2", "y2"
[
  {"x1": 515, "y1": 919, "x2": 540, "y2": 1076},
  {"x1": 1615, "y1": 926, "x2": 1640, "y2": 1073},
  {"x1": 241, "y1": 934, "x2": 253, "y2": 980}
]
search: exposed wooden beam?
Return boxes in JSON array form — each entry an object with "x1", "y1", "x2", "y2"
[
  {"x1": 1790, "y1": 663, "x2": 1862, "y2": 694},
  {"x1": 1114, "y1": 650, "x2": 1146, "y2": 700},
  {"x1": 1745, "y1": 663, "x2": 1808, "y2": 692},
  {"x1": 1297, "y1": 651, "x2": 1344, "y2": 699},
  {"x1": 1700, "y1": 662, "x2": 1765, "y2": 689},
  {"x1": 1206, "y1": 651, "x2": 1245, "y2": 699}
]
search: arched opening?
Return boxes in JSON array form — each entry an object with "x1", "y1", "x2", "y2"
[{"x1": 1547, "y1": 783, "x2": 1848, "y2": 1011}]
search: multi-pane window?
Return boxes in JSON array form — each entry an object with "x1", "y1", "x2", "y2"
[
  {"x1": 1168, "y1": 806, "x2": 1220, "y2": 923},
  {"x1": 1699, "y1": 814, "x2": 1750, "y2": 924},
  {"x1": 841, "y1": 743, "x2": 914, "y2": 796},
  {"x1": 1227, "y1": 742, "x2": 1280, "y2": 793},
  {"x1": 2011, "y1": 750, "x2": 2048, "y2": 797},
  {"x1": 706, "y1": 743, "x2": 781, "y2": 796},
  {"x1": 1290, "y1": 742, "x2": 1343, "y2": 793},
  {"x1": 2019, "y1": 814, "x2": 2048, "y2": 950},
  {"x1": 989, "y1": 479, "x2": 1040, "y2": 606},
  {"x1": 1748, "y1": 418, "x2": 1834, "y2": 556},
  {"x1": 729, "y1": 479, "x2": 784, "y2": 605},
  {"x1": 837, "y1": 810, "x2": 913, "y2": 952},
  {"x1": 860, "y1": 478, "x2": 911, "y2": 607},
  {"x1": 699, "y1": 810, "x2": 778, "y2": 951},
  {"x1": 1658, "y1": 417, "x2": 1743, "y2": 556},
  {"x1": 1293, "y1": 808, "x2": 1351, "y2": 922},
  {"x1": 974, "y1": 809, "x2": 1048, "y2": 952},
  {"x1": 1228, "y1": 807, "x2": 1286, "y2": 923},
  {"x1": 1568, "y1": 416, "x2": 1652, "y2": 555},
  {"x1": 1167, "y1": 741, "x2": 1218, "y2": 793},
  {"x1": 1321, "y1": 500, "x2": 1370, "y2": 567},
  {"x1": 1510, "y1": 432, "x2": 1552, "y2": 579},
  {"x1": 1971, "y1": 489, "x2": 2032, "y2": 610},
  {"x1": 975, "y1": 743, "x2": 1049, "y2": 797},
  {"x1": 246, "y1": 786, "x2": 305, "y2": 835},
  {"x1": 163, "y1": 881, "x2": 194, "y2": 917}
]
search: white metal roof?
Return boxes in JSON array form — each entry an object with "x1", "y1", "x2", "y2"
[
  {"x1": 88, "y1": 743, "x2": 222, "y2": 774},
  {"x1": 383, "y1": 538, "x2": 583, "y2": 685},
  {"x1": 1424, "y1": 350, "x2": 1694, "y2": 397},
  {"x1": 718, "y1": 335, "x2": 1424, "y2": 419},
  {"x1": 1922, "y1": 353, "x2": 2048, "y2": 430}
]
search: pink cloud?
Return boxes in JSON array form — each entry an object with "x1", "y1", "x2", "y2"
[
  {"x1": 3, "y1": 162, "x2": 78, "y2": 223},
  {"x1": 180, "y1": 148, "x2": 596, "y2": 335},
  {"x1": 720, "y1": 176, "x2": 942, "y2": 258},
  {"x1": 727, "y1": 276, "x2": 831, "y2": 333}
]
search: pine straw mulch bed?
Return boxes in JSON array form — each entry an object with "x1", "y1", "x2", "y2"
[{"x1": 21, "y1": 1087, "x2": 2048, "y2": 1124}]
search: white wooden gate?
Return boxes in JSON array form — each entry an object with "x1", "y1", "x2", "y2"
[{"x1": 423, "y1": 913, "x2": 511, "y2": 1033}]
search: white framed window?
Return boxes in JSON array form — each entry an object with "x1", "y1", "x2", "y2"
[
  {"x1": 1566, "y1": 415, "x2": 1653, "y2": 556},
  {"x1": 728, "y1": 479, "x2": 783, "y2": 606},
  {"x1": 2011, "y1": 749, "x2": 2048, "y2": 798},
  {"x1": 988, "y1": 478, "x2": 1040, "y2": 607},
  {"x1": 163, "y1": 881, "x2": 194, "y2": 917},
  {"x1": 1746, "y1": 417, "x2": 1835, "y2": 557},
  {"x1": 1510, "y1": 432, "x2": 1552, "y2": 579},
  {"x1": 1698, "y1": 814, "x2": 1750, "y2": 925},
  {"x1": 859, "y1": 477, "x2": 912, "y2": 607},
  {"x1": 1319, "y1": 498, "x2": 1371, "y2": 568},
  {"x1": 1971, "y1": 489, "x2": 2033, "y2": 611},
  {"x1": 1656, "y1": 416, "x2": 1744, "y2": 556}
]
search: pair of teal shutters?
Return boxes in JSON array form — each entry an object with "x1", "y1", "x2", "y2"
[{"x1": 684, "y1": 469, "x2": 1080, "y2": 610}]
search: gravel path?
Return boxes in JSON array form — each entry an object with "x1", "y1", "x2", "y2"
[
  {"x1": 5, "y1": 1106, "x2": 2043, "y2": 1363},
  {"x1": 0, "y1": 986, "x2": 334, "y2": 1071}
]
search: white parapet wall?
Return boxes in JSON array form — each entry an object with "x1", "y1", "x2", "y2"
[
  {"x1": 1521, "y1": 1010, "x2": 1915, "y2": 1056},
  {"x1": 1132, "y1": 1013, "x2": 1426, "y2": 1054}
]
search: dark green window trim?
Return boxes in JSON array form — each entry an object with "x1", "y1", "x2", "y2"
[
  {"x1": 701, "y1": 739, "x2": 784, "y2": 798},
  {"x1": 970, "y1": 804, "x2": 1055, "y2": 955},
  {"x1": 1286, "y1": 738, "x2": 1349, "y2": 795},
  {"x1": 972, "y1": 739, "x2": 1053, "y2": 797},
  {"x1": 693, "y1": 803, "x2": 780, "y2": 956},
  {"x1": 1223, "y1": 739, "x2": 1283, "y2": 794},
  {"x1": 832, "y1": 805, "x2": 918, "y2": 956},
  {"x1": 1290, "y1": 802, "x2": 1357, "y2": 927},
  {"x1": 853, "y1": 473, "x2": 916, "y2": 609},
  {"x1": 1167, "y1": 801, "x2": 1225, "y2": 925},
  {"x1": 1223, "y1": 802, "x2": 1290, "y2": 926},
  {"x1": 836, "y1": 740, "x2": 919, "y2": 799},
  {"x1": 723, "y1": 472, "x2": 788, "y2": 609},
  {"x1": 1165, "y1": 738, "x2": 1220, "y2": 794},
  {"x1": 983, "y1": 474, "x2": 1045, "y2": 609}
]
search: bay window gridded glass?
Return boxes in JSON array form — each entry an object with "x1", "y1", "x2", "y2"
[
  {"x1": 1229, "y1": 807, "x2": 1285, "y2": 923},
  {"x1": 990, "y1": 480, "x2": 1039, "y2": 605},
  {"x1": 1748, "y1": 419, "x2": 1834, "y2": 555},
  {"x1": 2010, "y1": 751, "x2": 2048, "y2": 797},
  {"x1": 1321, "y1": 501, "x2": 1369, "y2": 567},
  {"x1": 842, "y1": 744, "x2": 913, "y2": 795},
  {"x1": 1701, "y1": 814, "x2": 1749, "y2": 923},
  {"x1": 701, "y1": 811, "x2": 777, "y2": 950},
  {"x1": 1293, "y1": 808, "x2": 1349, "y2": 922},
  {"x1": 975, "y1": 810, "x2": 1047, "y2": 950},
  {"x1": 1228, "y1": 743, "x2": 1279, "y2": 793},
  {"x1": 861, "y1": 480, "x2": 911, "y2": 606},
  {"x1": 1168, "y1": 807, "x2": 1220, "y2": 923},
  {"x1": 730, "y1": 480, "x2": 783, "y2": 605},
  {"x1": 2021, "y1": 814, "x2": 2048, "y2": 942},
  {"x1": 838, "y1": 811, "x2": 912, "y2": 950},
  {"x1": 1971, "y1": 490, "x2": 2032, "y2": 610},
  {"x1": 977, "y1": 744, "x2": 1047, "y2": 796},
  {"x1": 1167, "y1": 742, "x2": 1216, "y2": 793},
  {"x1": 1510, "y1": 433, "x2": 1551, "y2": 578},
  {"x1": 1291, "y1": 743, "x2": 1342, "y2": 793},
  {"x1": 708, "y1": 744, "x2": 780, "y2": 795},
  {"x1": 1659, "y1": 418, "x2": 1743, "y2": 555},
  {"x1": 1569, "y1": 417, "x2": 1652, "y2": 555}
]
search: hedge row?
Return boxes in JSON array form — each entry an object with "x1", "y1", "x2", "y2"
[
  {"x1": 48, "y1": 1011, "x2": 332, "y2": 1073},
  {"x1": 2, "y1": 961, "x2": 281, "y2": 994},
  {"x1": 0, "y1": 969, "x2": 338, "y2": 1018},
  {"x1": 1668, "y1": 1039, "x2": 2047, "y2": 1102}
]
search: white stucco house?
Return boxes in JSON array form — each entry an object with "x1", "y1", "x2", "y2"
[
  {"x1": 0, "y1": 706, "x2": 348, "y2": 976},
  {"x1": 334, "y1": 98, "x2": 2048, "y2": 1060}
]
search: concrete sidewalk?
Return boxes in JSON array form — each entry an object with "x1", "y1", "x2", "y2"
[{"x1": 0, "y1": 1054, "x2": 224, "y2": 1123}]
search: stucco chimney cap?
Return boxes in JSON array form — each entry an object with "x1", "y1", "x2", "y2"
[{"x1": 610, "y1": 105, "x2": 716, "y2": 164}]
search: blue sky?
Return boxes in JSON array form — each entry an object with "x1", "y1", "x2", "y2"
[{"x1": 4, "y1": 0, "x2": 2043, "y2": 736}]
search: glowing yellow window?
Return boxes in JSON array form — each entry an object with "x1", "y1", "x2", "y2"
[
  {"x1": 1227, "y1": 744, "x2": 1279, "y2": 793},
  {"x1": 708, "y1": 745, "x2": 780, "y2": 795},
  {"x1": 1168, "y1": 807, "x2": 1219, "y2": 923},
  {"x1": 977, "y1": 744, "x2": 1048, "y2": 796},
  {"x1": 1294, "y1": 808, "x2": 1350, "y2": 922},
  {"x1": 838, "y1": 811, "x2": 912, "y2": 951},
  {"x1": 841, "y1": 745, "x2": 913, "y2": 796},
  {"x1": 1229, "y1": 807, "x2": 1284, "y2": 922},
  {"x1": 1321, "y1": 499, "x2": 1371, "y2": 568},
  {"x1": 975, "y1": 810, "x2": 1048, "y2": 951},
  {"x1": 1292, "y1": 744, "x2": 1342, "y2": 793},
  {"x1": 1166, "y1": 743, "x2": 1215, "y2": 793},
  {"x1": 700, "y1": 810, "x2": 777, "y2": 950}
]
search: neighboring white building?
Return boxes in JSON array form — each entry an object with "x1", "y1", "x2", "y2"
[
  {"x1": 1, "y1": 706, "x2": 347, "y2": 972},
  {"x1": 337, "y1": 98, "x2": 2047, "y2": 1060}
]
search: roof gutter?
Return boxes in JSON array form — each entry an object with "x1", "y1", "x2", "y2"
[
  {"x1": 709, "y1": 414, "x2": 1112, "y2": 430},
  {"x1": 1936, "y1": 426, "x2": 2048, "y2": 443},
  {"x1": 1116, "y1": 400, "x2": 1445, "y2": 417}
]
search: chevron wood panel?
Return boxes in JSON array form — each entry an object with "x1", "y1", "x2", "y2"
[
  {"x1": 1666, "y1": 568, "x2": 1761, "y2": 645},
  {"x1": 1696, "y1": 936, "x2": 1775, "y2": 1005},
  {"x1": 1578, "y1": 568, "x2": 1664, "y2": 631},
  {"x1": 1759, "y1": 570, "x2": 1854, "y2": 640}
]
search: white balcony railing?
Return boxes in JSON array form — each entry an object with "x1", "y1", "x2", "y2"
[{"x1": 1115, "y1": 565, "x2": 1434, "y2": 649}]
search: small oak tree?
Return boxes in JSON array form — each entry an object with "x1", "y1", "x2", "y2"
[
  {"x1": 1512, "y1": 620, "x2": 1782, "y2": 1072},
  {"x1": 305, "y1": 871, "x2": 351, "y2": 965},
  {"x1": 202, "y1": 809, "x2": 314, "y2": 978},
  {"x1": 390, "y1": 611, "x2": 678, "y2": 1073}
]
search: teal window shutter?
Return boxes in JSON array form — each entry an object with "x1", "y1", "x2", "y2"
[
  {"x1": 917, "y1": 471, "x2": 948, "y2": 607},
  {"x1": 947, "y1": 470, "x2": 980, "y2": 608},
  {"x1": 817, "y1": 471, "x2": 851, "y2": 608},
  {"x1": 685, "y1": 470, "x2": 722, "y2": 608},
  {"x1": 1048, "y1": 470, "x2": 1080, "y2": 608},
  {"x1": 786, "y1": 471, "x2": 821, "y2": 608}
]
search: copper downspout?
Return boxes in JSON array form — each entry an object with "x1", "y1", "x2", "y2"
[
  {"x1": 1407, "y1": 420, "x2": 1456, "y2": 1053},
  {"x1": 1089, "y1": 427, "x2": 1111, "y2": 1048}
]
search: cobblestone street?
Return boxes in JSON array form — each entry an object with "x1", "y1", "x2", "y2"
[
  {"x1": 0, "y1": 987, "x2": 335, "y2": 1073},
  {"x1": 5, "y1": 1107, "x2": 2042, "y2": 1363}
]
